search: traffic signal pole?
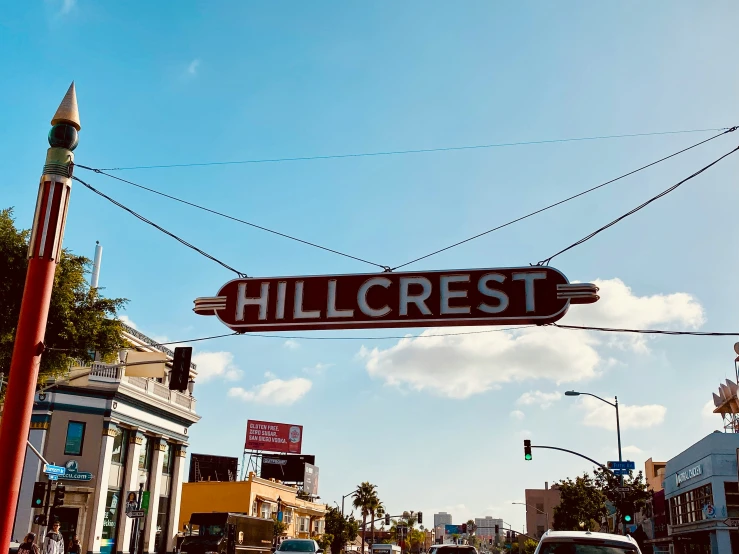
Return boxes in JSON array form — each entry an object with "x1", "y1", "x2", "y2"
[{"x1": 0, "y1": 83, "x2": 80, "y2": 554}]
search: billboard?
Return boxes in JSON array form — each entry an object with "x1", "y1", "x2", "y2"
[
  {"x1": 245, "y1": 420, "x2": 303, "y2": 454},
  {"x1": 194, "y1": 267, "x2": 600, "y2": 332},
  {"x1": 303, "y1": 463, "x2": 319, "y2": 496},
  {"x1": 260, "y1": 454, "x2": 316, "y2": 482},
  {"x1": 445, "y1": 525, "x2": 464, "y2": 535},
  {"x1": 188, "y1": 453, "x2": 239, "y2": 482}
]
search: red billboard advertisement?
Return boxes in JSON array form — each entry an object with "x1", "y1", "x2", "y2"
[
  {"x1": 245, "y1": 420, "x2": 303, "y2": 454},
  {"x1": 193, "y1": 266, "x2": 599, "y2": 332}
]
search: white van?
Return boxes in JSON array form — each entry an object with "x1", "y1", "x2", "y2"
[{"x1": 371, "y1": 544, "x2": 402, "y2": 554}]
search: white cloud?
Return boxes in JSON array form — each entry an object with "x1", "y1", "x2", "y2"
[
  {"x1": 703, "y1": 399, "x2": 718, "y2": 419},
  {"x1": 283, "y1": 339, "x2": 300, "y2": 350},
  {"x1": 303, "y1": 362, "x2": 333, "y2": 375},
  {"x1": 580, "y1": 396, "x2": 666, "y2": 430},
  {"x1": 360, "y1": 278, "x2": 704, "y2": 399},
  {"x1": 187, "y1": 59, "x2": 201, "y2": 76},
  {"x1": 519, "y1": 430, "x2": 532, "y2": 440},
  {"x1": 61, "y1": 0, "x2": 75, "y2": 14},
  {"x1": 192, "y1": 351, "x2": 242, "y2": 382},
  {"x1": 510, "y1": 410, "x2": 525, "y2": 421},
  {"x1": 517, "y1": 390, "x2": 562, "y2": 408},
  {"x1": 622, "y1": 445, "x2": 643, "y2": 456},
  {"x1": 119, "y1": 315, "x2": 137, "y2": 330},
  {"x1": 228, "y1": 377, "x2": 312, "y2": 405}
]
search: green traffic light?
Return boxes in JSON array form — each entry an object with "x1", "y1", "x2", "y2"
[
  {"x1": 35, "y1": 500, "x2": 41, "y2": 505},
  {"x1": 624, "y1": 515, "x2": 632, "y2": 522},
  {"x1": 525, "y1": 454, "x2": 532, "y2": 460}
]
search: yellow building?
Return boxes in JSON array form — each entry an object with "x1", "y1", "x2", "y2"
[{"x1": 179, "y1": 472, "x2": 327, "y2": 540}]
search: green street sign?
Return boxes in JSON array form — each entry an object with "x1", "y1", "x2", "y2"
[{"x1": 141, "y1": 491, "x2": 150, "y2": 512}]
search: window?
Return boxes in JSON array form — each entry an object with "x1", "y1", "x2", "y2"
[
  {"x1": 669, "y1": 483, "x2": 713, "y2": 525},
  {"x1": 162, "y1": 443, "x2": 174, "y2": 475},
  {"x1": 252, "y1": 501, "x2": 258, "y2": 517},
  {"x1": 110, "y1": 426, "x2": 129, "y2": 465},
  {"x1": 101, "y1": 490, "x2": 121, "y2": 554},
  {"x1": 299, "y1": 517, "x2": 309, "y2": 533},
  {"x1": 64, "y1": 421, "x2": 86, "y2": 455},
  {"x1": 284, "y1": 510, "x2": 293, "y2": 524},
  {"x1": 261, "y1": 503, "x2": 272, "y2": 519},
  {"x1": 538, "y1": 541, "x2": 637, "y2": 553},
  {"x1": 726, "y1": 482, "x2": 739, "y2": 517},
  {"x1": 138, "y1": 435, "x2": 151, "y2": 469}
]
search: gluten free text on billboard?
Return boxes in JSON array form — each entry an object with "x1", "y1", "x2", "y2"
[{"x1": 246, "y1": 420, "x2": 303, "y2": 454}]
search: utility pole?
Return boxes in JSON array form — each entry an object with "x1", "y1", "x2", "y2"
[{"x1": 0, "y1": 83, "x2": 80, "y2": 553}]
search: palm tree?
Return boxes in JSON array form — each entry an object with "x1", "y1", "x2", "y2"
[
  {"x1": 352, "y1": 482, "x2": 379, "y2": 553},
  {"x1": 369, "y1": 499, "x2": 384, "y2": 548}
]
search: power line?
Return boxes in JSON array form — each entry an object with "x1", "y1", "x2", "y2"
[
  {"x1": 537, "y1": 145, "x2": 739, "y2": 265},
  {"x1": 392, "y1": 127, "x2": 737, "y2": 271},
  {"x1": 76, "y1": 165, "x2": 391, "y2": 271},
  {"x1": 94, "y1": 126, "x2": 732, "y2": 171},
  {"x1": 73, "y1": 176, "x2": 247, "y2": 277},
  {"x1": 552, "y1": 323, "x2": 739, "y2": 337}
]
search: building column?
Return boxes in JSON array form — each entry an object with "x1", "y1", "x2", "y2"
[
  {"x1": 165, "y1": 445, "x2": 186, "y2": 554},
  {"x1": 13, "y1": 419, "x2": 49, "y2": 541},
  {"x1": 87, "y1": 424, "x2": 117, "y2": 554},
  {"x1": 116, "y1": 431, "x2": 144, "y2": 554},
  {"x1": 711, "y1": 529, "x2": 731, "y2": 554},
  {"x1": 143, "y1": 438, "x2": 166, "y2": 554}
]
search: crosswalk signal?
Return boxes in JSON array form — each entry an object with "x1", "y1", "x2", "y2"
[
  {"x1": 53, "y1": 484, "x2": 65, "y2": 507},
  {"x1": 31, "y1": 482, "x2": 46, "y2": 508},
  {"x1": 169, "y1": 347, "x2": 192, "y2": 391},
  {"x1": 524, "y1": 439, "x2": 532, "y2": 460}
]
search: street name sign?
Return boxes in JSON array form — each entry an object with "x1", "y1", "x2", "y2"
[
  {"x1": 43, "y1": 464, "x2": 66, "y2": 476},
  {"x1": 612, "y1": 469, "x2": 630, "y2": 476},
  {"x1": 616, "y1": 486, "x2": 632, "y2": 493},
  {"x1": 607, "y1": 461, "x2": 636, "y2": 470},
  {"x1": 724, "y1": 518, "x2": 739, "y2": 527},
  {"x1": 126, "y1": 511, "x2": 145, "y2": 519},
  {"x1": 194, "y1": 267, "x2": 599, "y2": 332}
]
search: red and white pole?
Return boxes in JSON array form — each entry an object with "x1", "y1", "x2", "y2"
[{"x1": 0, "y1": 83, "x2": 80, "y2": 550}]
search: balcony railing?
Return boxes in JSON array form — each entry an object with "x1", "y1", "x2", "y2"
[{"x1": 87, "y1": 363, "x2": 196, "y2": 411}]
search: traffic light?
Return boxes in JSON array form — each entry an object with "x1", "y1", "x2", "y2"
[
  {"x1": 31, "y1": 482, "x2": 46, "y2": 508},
  {"x1": 461, "y1": 524, "x2": 467, "y2": 534},
  {"x1": 621, "y1": 502, "x2": 635, "y2": 527},
  {"x1": 33, "y1": 514, "x2": 47, "y2": 526},
  {"x1": 53, "y1": 484, "x2": 65, "y2": 507},
  {"x1": 385, "y1": 514, "x2": 390, "y2": 526},
  {"x1": 494, "y1": 525, "x2": 499, "y2": 535},
  {"x1": 417, "y1": 512, "x2": 422, "y2": 525},
  {"x1": 488, "y1": 539, "x2": 492, "y2": 546},
  {"x1": 524, "y1": 439, "x2": 532, "y2": 461},
  {"x1": 169, "y1": 347, "x2": 192, "y2": 391}
]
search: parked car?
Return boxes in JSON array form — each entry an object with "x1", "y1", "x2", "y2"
[
  {"x1": 534, "y1": 530, "x2": 641, "y2": 553},
  {"x1": 275, "y1": 539, "x2": 323, "y2": 554}
]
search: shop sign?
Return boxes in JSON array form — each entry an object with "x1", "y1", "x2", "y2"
[
  {"x1": 60, "y1": 460, "x2": 93, "y2": 481},
  {"x1": 194, "y1": 266, "x2": 599, "y2": 332},
  {"x1": 703, "y1": 504, "x2": 716, "y2": 519},
  {"x1": 675, "y1": 464, "x2": 702, "y2": 487}
]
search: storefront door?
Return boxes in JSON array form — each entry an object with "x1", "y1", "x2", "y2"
[{"x1": 49, "y1": 507, "x2": 79, "y2": 552}]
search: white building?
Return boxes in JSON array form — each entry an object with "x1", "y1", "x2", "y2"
[
  {"x1": 12, "y1": 323, "x2": 200, "y2": 554},
  {"x1": 434, "y1": 512, "x2": 453, "y2": 529},
  {"x1": 474, "y1": 517, "x2": 503, "y2": 539}
]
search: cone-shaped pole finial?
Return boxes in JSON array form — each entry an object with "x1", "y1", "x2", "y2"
[{"x1": 51, "y1": 82, "x2": 81, "y2": 131}]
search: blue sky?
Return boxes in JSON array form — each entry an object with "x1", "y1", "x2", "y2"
[{"x1": 2, "y1": 0, "x2": 739, "y2": 532}]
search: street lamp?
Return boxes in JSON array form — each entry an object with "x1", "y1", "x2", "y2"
[
  {"x1": 341, "y1": 489, "x2": 360, "y2": 518},
  {"x1": 511, "y1": 502, "x2": 548, "y2": 534},
  {"x1": 565, "y1": 390, "x2": 623, "y2": 486}
]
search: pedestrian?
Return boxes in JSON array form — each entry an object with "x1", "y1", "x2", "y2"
[
  {"x1": 44, "y1": 521, "x2": 64, "y2": 554},
  {"x1": 68, "y1": 535, "x2": 81, "y2": 554},
  {"x1": 19, "y1": 533, "x2": 40, "y2": 554}
]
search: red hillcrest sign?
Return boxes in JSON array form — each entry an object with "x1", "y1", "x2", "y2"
[{"x1": 194, "y1": 266, "x2": 598, "y2": 332}]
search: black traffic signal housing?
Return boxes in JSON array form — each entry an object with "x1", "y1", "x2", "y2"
[
  {"x1": 621, "y1": 501, "x2": 635, "y2": 527},
  {"x1": 53, "y1": 484, "x2": 65, "y2": 507},
  {"x1": 31, "y1": 482, "x2": 46, "y2": 509},
  {"x1": 461, "y1": 524, "x2": 467, "y2": 534},
  {"x1": 169, "y1": 347, "x2": 192, "y2": 391},
  {"x1": 494, "y1": 524, "x2": 499, "y2": 535},
  {"x1": 524, "y1": 439, "x2": 532, "y2": 461},
  {"x1": 417, "y1": 512, "x2": 422, "y2": 525},
  {"x1": 385, "y1": 514, "x2": 390, "y2": 526},
  {"x1": 33, "y1": 514, "x2": 47, "y2": 526},
  {"x1": 488, "y1": 539, "x2": 492, "y2": 545}
]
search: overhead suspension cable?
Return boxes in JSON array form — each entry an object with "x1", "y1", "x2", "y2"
[
  {"x1": 93, "y1": 126, "x2": 732, "y2": 171},
  {"x1": 551, "y1": 323, "x2": 739, "y2": 337},
  {"x1": 537, "y1": 144, "x2": 739, "y2": 265},
  {"x1": 73, "y1": 176, "x2": 247, "y2": 277},
  {"x1": 392, "y1": 127, "x2": 737, "y2": 271},
  {"x1": 76, "y1": 165, "x2": 391, "y2": 272}
]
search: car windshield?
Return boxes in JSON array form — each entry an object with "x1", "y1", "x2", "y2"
[
  {"x1": 279, "y1": 541, "x2": 316, "y2": 552},
  {"x1": 538, "y1": 541, "x2": 638, "y2": 554}
]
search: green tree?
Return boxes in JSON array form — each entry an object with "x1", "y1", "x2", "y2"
[
  {"x1": 0, "y1": 208, "x2": 127, "y2": 390},
  {"x1": 324, "y1": 505, "x2": 359, "y2": 554},
  {"x1": 317, "y1": 533, "x2": 334, "y2": 552},
  {"x1": 594, "y1": 468, "x2": 652, "y2": 533},
  {"x1": 273, "y1": 519, "x2": 288, "y2": 538},
  {"x1": 552, "y1": 473, "x2": 606, "y2": 531},
  {"x1": 352, "y1": 482, "x2": 380, "y2": 552}
]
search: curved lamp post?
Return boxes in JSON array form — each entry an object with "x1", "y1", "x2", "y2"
[{"x1": 565, "y1": 390, "x2": 623, "y2": 485}]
